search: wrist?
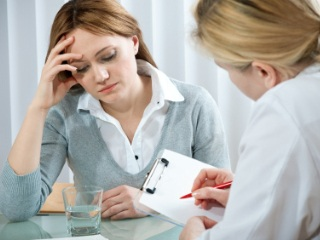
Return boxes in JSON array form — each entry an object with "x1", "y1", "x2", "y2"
[{"x1": 28, "y1": 102, "x2": 50, "y2": 118}]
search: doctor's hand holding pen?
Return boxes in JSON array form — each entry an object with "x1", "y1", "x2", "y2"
[
  {"x1": 179, "y1": 168, "x2": 234, "y2": 240},
  {"x1": 188, "y1": 168, "x2": 234, "y2": 209}
]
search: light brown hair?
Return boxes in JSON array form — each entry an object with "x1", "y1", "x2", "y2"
[
  {"x1": 47, "y1": 0, "x2": 156, "y2": 81},
  {"x1": 193, "y1": 0, "x2": 320, "y2": 74}
]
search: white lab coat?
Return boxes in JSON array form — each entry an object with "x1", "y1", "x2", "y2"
[{"x1": 200, "y1": 64, "x2": 320, "y2": 239}]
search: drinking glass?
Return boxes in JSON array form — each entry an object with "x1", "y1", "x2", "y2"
[{"x1": 62, "y1": 185, "x2": 103, "y2": 236}]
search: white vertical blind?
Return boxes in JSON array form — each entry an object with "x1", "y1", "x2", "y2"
[
  {"x1": 0, "y1": 0, "x2": 12, "y2": 173},
  {"x1": 0, "y1": 0, "x2": 252, "y2": 182}
]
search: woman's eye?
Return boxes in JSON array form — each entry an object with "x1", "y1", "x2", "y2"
[
  {"x1": 101, "y1": 51, "x2": 116, "y2": 62},
  {"x1": 76, "y1": 66, "x2": 89, "y2": 73}
]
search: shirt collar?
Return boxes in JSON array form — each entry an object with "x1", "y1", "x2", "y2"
[
  {"x1": 136, "y1": 59, "x2": 184, "y2": 103},
  {"x1": 77, "y1": 59, "x2": 184, "y2": 113},
  {"x1": 295, "y1": 63, "x2": 320, "y2": 79}
]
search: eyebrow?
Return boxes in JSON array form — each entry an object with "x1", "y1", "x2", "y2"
[{"x1": 69, "y1": 46, "x2": 113, "y2": 64}]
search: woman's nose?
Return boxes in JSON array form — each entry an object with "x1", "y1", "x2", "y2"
[{"x1": 94, "y1": 66, "x2": 109, "y2": 83}]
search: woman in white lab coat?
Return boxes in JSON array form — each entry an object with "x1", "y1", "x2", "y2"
[{"x1": 180, "y1": 0, "x2": 320, "y2": 239}]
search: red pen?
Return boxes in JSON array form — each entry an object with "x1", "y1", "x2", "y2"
[{"x1": 180, "y1": 180, "x2": 233, "y2": 199}]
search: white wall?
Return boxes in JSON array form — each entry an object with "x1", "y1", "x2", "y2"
[{"x1": 0, "y1": 0, "x2": 12, "y2": 173}]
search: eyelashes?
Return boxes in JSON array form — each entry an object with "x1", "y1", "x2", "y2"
[
  {"x1": 101, "y1": 51, "x2": 116, "y2": 62},
  {"x1": 76, "y1": 66, "x2": 89, "y2": 74},
  {"x1": 74, "y1": 50, "x2": 117, "y2": 74}
]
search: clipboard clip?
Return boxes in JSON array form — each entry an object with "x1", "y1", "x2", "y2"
[{"x1": 141, "y1": 158, "x2": 169, "y2": 194}]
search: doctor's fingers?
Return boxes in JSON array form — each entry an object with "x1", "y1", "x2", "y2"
[
  {"x1": 192, "y1": 168, "x2": 234, "y2": 192},
  {"x1": 192, "y1": 168, "x2": 221, "y2": 191},
  {"x1": 193, "y1": 188, "x2": 230, "y2": 207},
  {"x1": 202, "y1": 216, "x2": 217, "y2": 229}
]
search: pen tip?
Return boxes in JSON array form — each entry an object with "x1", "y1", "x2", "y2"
[{"x1": 180, "y1": 193, "x2": 192, "y2": 199}]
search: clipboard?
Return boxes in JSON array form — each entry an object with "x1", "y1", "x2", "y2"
[{"x1": 134, "y1": 149, "x2": 225, "y2": 226}]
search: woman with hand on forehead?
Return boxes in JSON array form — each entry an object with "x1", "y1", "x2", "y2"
[
  {"x1": 0, "y1": 0, "x2": 230, "y2": 222},
  {"x1": 180, "y1": 0, "x2": 320, "y2": 239}
]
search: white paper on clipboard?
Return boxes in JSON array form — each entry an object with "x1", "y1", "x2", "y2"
[{"x1": 135, "y1": 149, "x2": 225, "y2": 226}]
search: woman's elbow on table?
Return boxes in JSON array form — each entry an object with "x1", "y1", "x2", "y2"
[{"x1": 0, "y1": 200, "x2": 39, "y2": 222}]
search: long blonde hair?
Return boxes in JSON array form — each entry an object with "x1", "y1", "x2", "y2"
[
  {"x1": 47, "y1": 0, "x2": 156, "y2": 81},
  {"x1": 193, "y1": 0, "x2": 320, "y2": 74}
]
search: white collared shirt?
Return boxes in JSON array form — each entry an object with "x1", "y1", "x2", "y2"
[{"x1": 77, "y1": 60, "x2": 184, "y2": 174}]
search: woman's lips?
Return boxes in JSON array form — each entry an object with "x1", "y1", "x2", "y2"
[{"x1": 98, "y1": 83, "x2": 117, "y2": 94}]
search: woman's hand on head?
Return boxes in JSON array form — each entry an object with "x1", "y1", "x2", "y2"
[
  {"x1": 192, "y1": 168, "x2": 234, "y2": 208},
  {"x1": 32, "y1": 36, "x2": 82, "y2": 111},
  {"x1": 100, "y1": 185, "x2": 147, "y2": 220}
]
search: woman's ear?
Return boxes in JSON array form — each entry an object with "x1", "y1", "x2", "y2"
[
  {"x1": 132, "y1": 35, "x2": 139, "y2": 55},
  {"x1": 251, "y1": 61, "x2": 280, "y2": 89}
]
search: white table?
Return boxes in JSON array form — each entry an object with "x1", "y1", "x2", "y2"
[{"x1": 0, "y1": 213, "x2": 182, "y2": 240}]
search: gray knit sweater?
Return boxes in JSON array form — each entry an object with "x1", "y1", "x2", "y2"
[{"x1": 0, "y1": 79, "x2": 230, "y2": 221}]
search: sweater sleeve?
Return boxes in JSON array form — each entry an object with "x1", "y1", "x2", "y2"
[
  {"x1": 0, "y1": 162, "x2": 43, "y2": 221},
  {"x1": 0, "y1": 106, "x2": 68, "y2": 222},
  {"x1": 192, "y1": 87, "x2": 230, "y2": 169}
]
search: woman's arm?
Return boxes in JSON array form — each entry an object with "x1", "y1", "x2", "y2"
[
  {"x1": 8, "y1": 36, "x2": 80, "y2": 175},
  {"x1": 8, "y1": 105, "x2": 48, "y2": 175},
  {"x1": 0, "y1": 37, "x2": 81, "y2": 221}
]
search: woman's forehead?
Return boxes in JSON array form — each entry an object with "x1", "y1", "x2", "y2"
[{"x1": 65, "y1": 29, "x2": 126, "y2": 53}]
